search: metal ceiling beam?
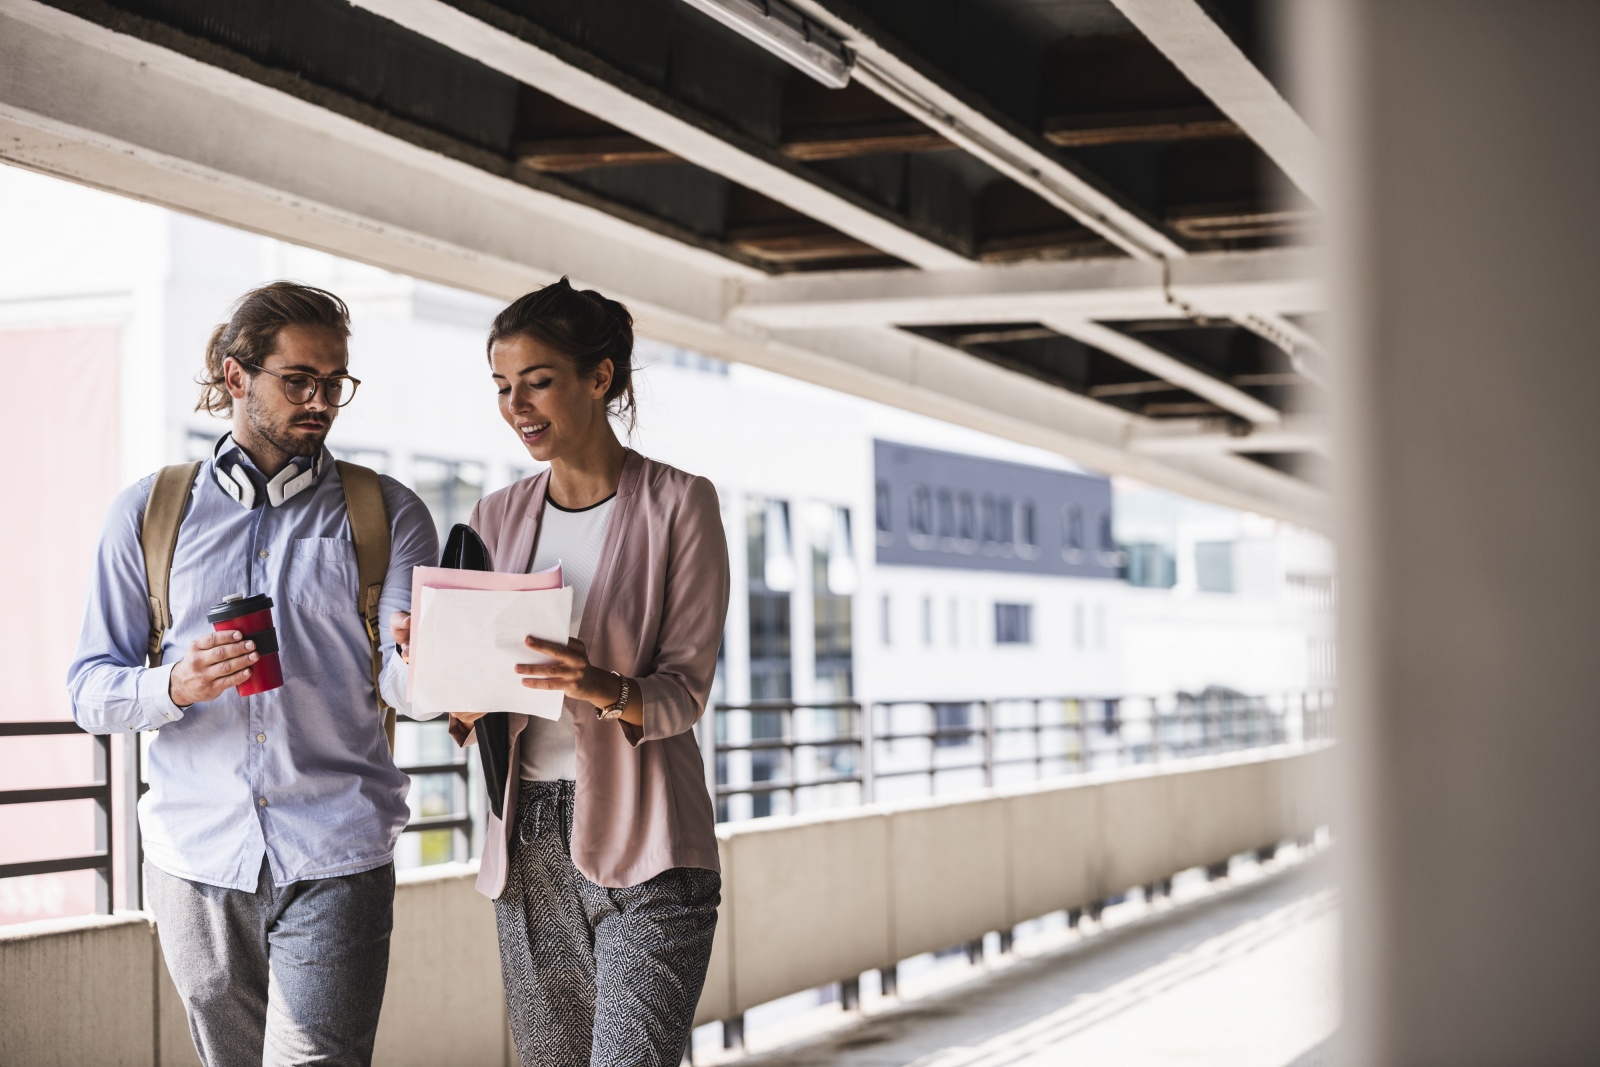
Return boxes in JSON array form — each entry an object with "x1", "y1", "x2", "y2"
[
  {"x1": 756, "y1": 326, "x2": 1328, "y2": 524},
  {"x1": 728, "y1": 248, "x2": 1320, "y2": 329},
  {"x1": 0, "y1": 0, "x2": 1329, "y2": 527},
  {"x1": 1043, "y1": 318, "x2": 1282, "y2": 426},
  {"x1": 345, "y1": 0, "x2": 972, "y2": 271},
  {"x1": 789, "y1": 0, "x2": 1186, "y2": 261},
  {"x1": 1127, "y1": 415, "x2": 1328, "y2": 456},
  {"x1": 1106, "y1": 0, "x2": 1324, "y2": 206}
]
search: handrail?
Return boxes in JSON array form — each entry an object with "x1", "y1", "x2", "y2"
[
  {"x1": 0, "y1": 720, "x2": 114, "y2": 912},
  {"x1": 711, "y1": 689, "x2": 1336, "y2": 820},
  {"x1": 0, "y1": 714, "x2": 474, "y2": 915}
]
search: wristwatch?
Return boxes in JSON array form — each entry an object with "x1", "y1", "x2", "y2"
[{"x1": 596, "y1": 671, "x2": 630, "y2": 721}]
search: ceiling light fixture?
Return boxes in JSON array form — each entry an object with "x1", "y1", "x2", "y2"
[{"x1": 677, "y1": 0, "x2": 853, "y2": 88}]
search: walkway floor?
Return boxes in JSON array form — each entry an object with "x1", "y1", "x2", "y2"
[{"x1": 704, "y1": 851, "x2": 1338, "y2": 1067}]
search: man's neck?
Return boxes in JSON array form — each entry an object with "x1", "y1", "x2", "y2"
[{"x1": 228, "y1": 425, "x2": 299, "y2": 479}]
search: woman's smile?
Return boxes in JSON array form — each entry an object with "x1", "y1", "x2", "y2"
[{"x1": 516, "y1": 420, "x2": 551, "y2": 444}]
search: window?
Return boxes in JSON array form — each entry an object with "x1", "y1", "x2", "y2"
[
  {"x1": 994, "y1": 603, "x2": 1033, "y2": 645},
  {"x1": 186, "y1": 429, "x2": 221, "y2": 461},
  {"x1": 933, "y1": 703, "x2": 973, "y2": 747},
  {"x1": 875, "y1": 480, "x2": 892, "y2": 545},
  {"x1": 1123, "y1": 543, "x2": 1178, "y2": 589},
  {"x1": 747, "y1": 499, "x2": 795, "y2": 700},
  {"x1": 880, "y1": 593, "x2": 892, "y2": 647},
  {"x1": 1015, "y1": 499, "x2": 1037, "y2": 557},
  {"x1": 949, "y1": 597, "x2": 961, "y2": 646},
  {"x1": 337, "y1": 446, "x2": 389, "y2": 474},
  {"x1": 811, "y1": 503, "x2": 855, "y2": 700},
  {"x1": 921, "y1": 596, "x2": 934, "y2": 646},
  {"x1": 956, "y1": 492, "x2": 977, "y2": 548},
  {"x1": 413, "y1": 458, "x2": 486, "y2": 544},
  {"x1": 1098, "y1": 510, "x2": 1124, "y2": 567},
  {"x1": 1073, "y1": 603, "x2": 1085, "y2": 650},
  {"x1": 1062, "y1": 504, "x2": 1084, "y2": 561},
  {"x1": 1195, "y1": 541, "x2": 1236, "y2": 593},
  {"x1": 936, "y1": 488, "x2": 956, "y2": 540},
  {"x1": 908, "y1": 485, "x2": 933, "y2": 544}
]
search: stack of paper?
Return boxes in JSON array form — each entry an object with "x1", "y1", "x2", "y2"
[{"x1": 408, "y1": 564, "x2": 571, "y2": 719}]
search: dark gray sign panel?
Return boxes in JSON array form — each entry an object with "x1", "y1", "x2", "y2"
[{"x1": 873, "y1": 439, "x2": 1118, "y2": 579}]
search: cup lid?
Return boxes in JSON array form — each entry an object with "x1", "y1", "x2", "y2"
[{"x1": 207, "y1": 594, "x2": 274, "y2": 624}]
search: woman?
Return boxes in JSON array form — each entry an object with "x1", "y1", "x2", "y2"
[{"x1": 392, "y1": 278, "x2": 729, "y2": 1066}]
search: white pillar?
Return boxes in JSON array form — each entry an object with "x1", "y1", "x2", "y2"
[{"x1": 1322, "y1": 2, "x2": 1600, "y2": 1061}]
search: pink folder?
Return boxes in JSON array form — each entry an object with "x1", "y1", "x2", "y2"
[{"x1": 406, "y1": 562, "x2": 563, "y2": 699}]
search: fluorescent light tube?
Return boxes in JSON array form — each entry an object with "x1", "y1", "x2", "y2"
[{"x1": 678, "y1": 0, "x2": 853, "y2": 88}]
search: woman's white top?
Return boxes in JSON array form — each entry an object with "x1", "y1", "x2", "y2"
[{"x1": 518, "y1": 493, "x2": 617, "y2": 782}]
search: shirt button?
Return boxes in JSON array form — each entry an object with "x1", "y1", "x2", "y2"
[
  {"x1": 259, "y1": 549, "x2": 270, "y2": 559},
  {"x1": 258, "y1": 797, "x2": 268, "y2": 808},
  {"x1": 256, "y1": 733, "x2": 267, "y2": 743}
]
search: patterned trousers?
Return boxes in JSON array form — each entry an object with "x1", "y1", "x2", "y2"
[{"x1": 496, "y1": 780, "x2": 721, "y2": 1067}]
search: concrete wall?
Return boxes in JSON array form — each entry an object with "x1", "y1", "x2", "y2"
[
  {"x1": 1, "y1": 747, "x2": 1331, "y2": 1063},
  {"x1": 703, "y1": 745, "x2": 1331, "y2": 1022}
]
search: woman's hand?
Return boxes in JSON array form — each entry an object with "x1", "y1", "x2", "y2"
[
  {"x1": 516, "y1": 636, "x2": 641, "y2": 724},
  {"x1": 389, "y1": 611, "x2": 411, "y2": 664},
  {"x1": 450, "y1": 711, "x2": 488, "y2": 730}
]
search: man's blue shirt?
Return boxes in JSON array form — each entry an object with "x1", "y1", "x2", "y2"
[{"x1": 67, "y1": 443, "x2": 439, "y2": 890}]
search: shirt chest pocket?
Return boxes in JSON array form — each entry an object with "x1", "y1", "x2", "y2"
[{"x1": 288, "y1": 537, "x2": 359, "y2": 615}]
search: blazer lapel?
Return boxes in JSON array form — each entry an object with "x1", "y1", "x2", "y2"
[
  {"x1": 503, "y1": 469, "x2": 551, "y2": 574},
  {"x1": 577, "y1": 449, "x2": 642, "y2": 646}
]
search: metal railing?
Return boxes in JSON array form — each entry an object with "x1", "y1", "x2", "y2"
[
  {"x1": 710, "y1": 689, "x2": 1335, "y2": 819},
  {"x1": 0, "y1": 715, "x2": 474, "y2": 916},
  {"x1": 0, "y1": 721, "x2": 116, "y2": 911}
]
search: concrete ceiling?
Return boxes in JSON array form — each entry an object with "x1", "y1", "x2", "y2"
[{"x1": 0, "y1": 0, "x2": 1328, "y2": 526}]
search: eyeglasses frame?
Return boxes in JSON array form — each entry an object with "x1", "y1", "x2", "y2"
[{"x1": 248, "y1": 364, "x2": 362, "y2": 408}]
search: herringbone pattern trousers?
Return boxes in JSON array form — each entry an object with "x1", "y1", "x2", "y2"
[{"x1": 496, "y1": 780, "x2": 720, "y2": 1067}]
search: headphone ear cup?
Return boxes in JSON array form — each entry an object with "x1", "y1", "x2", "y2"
[{"x1": 215, "y1": 461, "x2": 256, "y2": 509}]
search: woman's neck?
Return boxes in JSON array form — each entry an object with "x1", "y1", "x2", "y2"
[{"x1": 547, "y1": 427, "x2": 626, "y2": 509}]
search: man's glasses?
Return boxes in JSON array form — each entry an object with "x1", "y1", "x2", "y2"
[{"x1": 250, "y1": 365, "x2": 362, "y2": 408}]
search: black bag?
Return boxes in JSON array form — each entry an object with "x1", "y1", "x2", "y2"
[{"x1": 438, "y1": 523, "x2": 513, "y2": 819}]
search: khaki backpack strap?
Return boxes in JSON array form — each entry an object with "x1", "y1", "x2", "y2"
[
  {"x1": 141, "y1": 462, "x2": 203, "y2": 669},
  {"x1": 337, "y1": 461, "x2": 395, "y2": 749}
]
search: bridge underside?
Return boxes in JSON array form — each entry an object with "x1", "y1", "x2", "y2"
[{"x1": 0, "y1": 0, "x2": 1326, "y2": 525}]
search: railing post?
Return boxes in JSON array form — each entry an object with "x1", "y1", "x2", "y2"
[
  {"x1": 93, "y1": 734, "x2": 112, "y2": 914},
  {"x1": 982, "y1": 700, "x2": 996, "y2": 788},
  {"x1": 859, "y1": 700, "x2": 875, "y2": 804},
  {"x1": 119, "y1": 731, "x2": 143, "y2": 909}
]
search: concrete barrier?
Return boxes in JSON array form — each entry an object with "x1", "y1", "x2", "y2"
[
  {"x1": 0, "y1": 745, "x2": 1331, "y2": 1063},
  {"x1": 0, "y1": 913, "x2": 156, "y2": 1067}
]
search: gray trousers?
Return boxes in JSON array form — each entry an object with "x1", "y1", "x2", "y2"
[
  {"x1": 146, "y1": 858, "x2": 394, "y2": 1067},
  {"x1": 497, "y1": 781, "x2": 720, "y2": 1067}
]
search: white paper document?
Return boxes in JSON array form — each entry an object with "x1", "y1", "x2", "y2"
[{"x1": 409, "y1": 585, "x2": 574, "y2": 719}]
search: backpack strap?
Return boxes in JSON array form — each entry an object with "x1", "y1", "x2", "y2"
[
  {"x1": 337, "y1": 461, "x2": 395, "y2": 750},
  {"x1": 141, "y1": 462, "x2": 203, "y2": 669}
]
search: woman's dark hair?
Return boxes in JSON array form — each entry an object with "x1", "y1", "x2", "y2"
[
  {"x1": 197, "y1": 281, "x2": 351, "y2": 416},
  {"x1": 487, "y1": 277, "x2": 636, "y2": 432}
]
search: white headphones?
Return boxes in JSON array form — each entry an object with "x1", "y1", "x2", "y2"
[{"x1": 212, "y1": 433, "x2": 325, "y2": 509}]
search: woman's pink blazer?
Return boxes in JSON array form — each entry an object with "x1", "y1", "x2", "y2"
[{"x1": 449, "y1": 450, "x2": 728, "y2": 895}]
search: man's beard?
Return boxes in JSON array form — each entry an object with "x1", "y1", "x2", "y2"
[{"x1": 244, "y1": 388, "x2": 329, "y2": 459}]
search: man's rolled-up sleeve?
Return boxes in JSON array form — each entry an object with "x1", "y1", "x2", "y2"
[{"x1": 67, "y1": 480, "x2": 189, "y2": 733}]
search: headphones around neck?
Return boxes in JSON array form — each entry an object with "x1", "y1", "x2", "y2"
[{"x1": 212, "y1": 433, "x2": 324, "y2": 509}]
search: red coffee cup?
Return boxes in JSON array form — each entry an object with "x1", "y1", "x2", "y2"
[{"x1": 207, "y1": 593, "x2": 283, "y2": 696}]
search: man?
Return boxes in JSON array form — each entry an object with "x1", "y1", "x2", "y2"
[{"x1": 68, "y1": 282, "x2": 438, "y2": 1067}]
